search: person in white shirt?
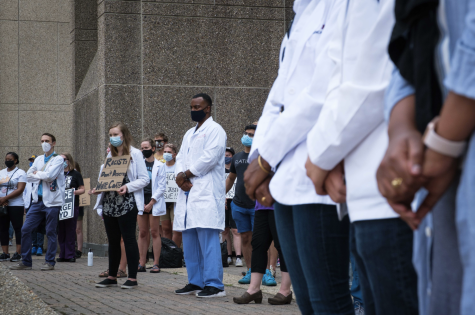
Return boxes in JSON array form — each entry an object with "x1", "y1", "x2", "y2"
[
  {"x1": 174, "y1": 93, "x2": 227, "y2": 298},
  {"x1": 10, "y1": 133, "x2": 65, "y2": 271},
  {"x1": 305, "y1": 0, "x2": 418, "y2": 314},
  {"x1": 243, "y1": 1, "x2": 354, "y2": 313},
  {"x1": 0, "y1": 152, "x2": 27, "y2": 263}
]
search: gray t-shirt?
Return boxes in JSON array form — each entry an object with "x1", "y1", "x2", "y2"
[{"x1": 229, "y1": 151, "x2": 254, "y2": 209}]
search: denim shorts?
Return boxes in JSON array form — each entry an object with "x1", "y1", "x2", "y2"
[{"x1": 231, "y1": 201, "x2": 255, "y2": 233}]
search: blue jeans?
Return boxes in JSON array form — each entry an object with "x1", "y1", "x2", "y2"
[
  {"x1": 350, "y1": 251, "x2": 363, "y2": 305},
  {"x1": 351, "y1": 219, "x2": 418, "y2": 315},
  {"x1": 21, "y1": 201, "x2": 61, "y2": 266},
  {"x1": 231, "y1": 201, "x2": 254, "y2": 233},
  {"x1": 274, "y1": 202, "x2": 354, "y2": 315},
  {"x1": 182, "y1": 228, "x2": 224, "y2": 290}
]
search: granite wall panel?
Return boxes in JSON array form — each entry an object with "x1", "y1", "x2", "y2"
[
  {"x1": 0, "y1": 0, "x2": 18, "y2": 20},
  {"x1": 18, "y1": 109, "x2": 72, "y2": 147},
  {"x1": 59, "y1": 22, "x2": 74, "y2": 104},
  {"x1": 0, "y1": 110, "x2": 19, "y2": 147},
  {"x1": 0, "y1": 20, "x2": 18, "y2": 104},
  {"x1": 19, "y1": 0, "x2": 72, "y2": 23}
]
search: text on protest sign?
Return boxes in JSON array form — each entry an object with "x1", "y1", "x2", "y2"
[
  {"x1": 95, "y1": 155, "x2": 131, "y2": 192},
  {"x1": 225, "y1": 173, "x2": 236, "y2": 199},
  {"x1": 80, "y1": 178, "x2": 90, "y2": 206},
  {"x1": 59, "y1": 188, "x2": 75, "y2": 220},
  {"x1": 165, "y1": 172, "x2": 179, "y2": 202}
]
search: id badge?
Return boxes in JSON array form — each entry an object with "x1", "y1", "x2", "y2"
[{"x1": 49, "y1": 179, "x2": 57, "y2": 192}]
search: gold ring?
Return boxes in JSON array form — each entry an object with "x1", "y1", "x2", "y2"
[
  {"x1": 261, "y1": 196, "x2": 266, "y2": 203},
  {"x1": 391, "y1": 178, "x2": 403, "y2": 188}
]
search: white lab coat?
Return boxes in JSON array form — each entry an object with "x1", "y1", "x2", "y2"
[
  {"x1": 174, "y1": 117, "x2": 227, "y2": 232},
  {"x1": 249, "y1": 0, "x2": 343, "y2": 206},
  {"x1": 94, "y1": 146, "x2": 149, "y2": 216},
  {"x1": 147, "y1": 158, "x2": 167, "y2": 216},
  {"x1": 23, "y1": 182, "x2": 32, "y2": 209},
  {"x1": 27, "y1": 154, "x2": 65, "y2": 208},
  {"x1": 307, "y1": 0, "x2": 397, "y2": 222}
]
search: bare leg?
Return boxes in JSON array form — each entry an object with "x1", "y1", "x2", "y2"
[
  {"x1": 149, "y1": 216, "x2": 162, "y2": 265},
  {"x1": 231, "y1": 228, "x2": 241, "y2": 256},
  {"x1": 278, "y1": 272, "x2": 292, "y2": 296},
  {"x1": 1, "y1": 245, "x2": 8, "y2": 254},
  {"x1": 172, "y1": 231, "x2": 182, "y2": 248},
  {"x1": 76, "y1": 220, "x2": 83, "y2": 252},
  {"x1": 161, "y1": 219, "x2": 172, "y2": 240},
  {"x1": 241, "y1": 231, "x2": 252, "y2": 270},
  {"x1": 15, "y1": 244, "x2": 21, "y2": 254},
  {"x1": 268, "y1": 241, "x2": 278, "y2": 269},
  {"x1": 247, "y1": 272, "x2": 264, "y2": 295},
  {"x1": 137, "y1": 214, "x2": 150, "y2": 267},
  {"x1": 119, "y1": 238, "x2": 127, "y2": 272}
]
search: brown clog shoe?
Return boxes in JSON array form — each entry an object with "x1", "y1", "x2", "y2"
[
  {"x1": 233, "y1": 291, "x2": 263, "y2": 304},
  {"x1": 268, "y1": 292, "x2": 292, "y2": 305}
]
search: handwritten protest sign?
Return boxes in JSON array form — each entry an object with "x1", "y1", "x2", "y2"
[
  {"x1": 165, "y1": 172, "x2": 179, "y2": 202},
  {"x1": 225, "y1": 173, "x2": 236, "y2": 199},
  {"x1": 95, "y1": 155, "x2": 130, "y2": 192},
  {"x1": 59, "y1": 188, "x2": 75, "y2": 220},
  {"x1": 80, "y1": 178, "x2": 90, "y2": 206}
]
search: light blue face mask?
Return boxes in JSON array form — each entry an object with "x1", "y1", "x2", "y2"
[
  {"x1": 110, "y1": 136, "x2": 123, "y2": 147},
  {"x1": 63, "y1": 161, "x2": 68, "y2": 169},
  {"x1": 163, "y1": 153, "x2": 173, "y2": 162},
  {"x1": 241, "y1": 135, "x2": 253, "y2": 147}
]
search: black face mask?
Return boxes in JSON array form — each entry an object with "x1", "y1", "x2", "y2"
[
  {"x1": 5, "y1": 160, "x2": 15, "y2": 168},
  {"x1": 142, "y1": 149, "x2": 154, "y2": 158},
  {"x1": 191, "y1": 109, "x2": 207, "y2": 122}
]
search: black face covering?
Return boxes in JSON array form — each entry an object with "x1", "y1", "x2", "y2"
[
  {"x1": 142, "y1": 149, "x2": 154, "y2": 159},
  {"x1": 5, "y1": 160, "x2": 15, "y2": 168},
  {"x1": 191, "y1": 109, "x2": 207, "y2": 122}
]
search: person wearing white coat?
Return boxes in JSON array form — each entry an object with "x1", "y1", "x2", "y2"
[
  {"x1": 174, "y1": 93, "x2": 227, "y2": 298},
  {"x1": 92, "y1": 122, "x2": 149, "y2": 290},
  {"x1": 243, "y1": 0, "x2": 355, "y2": 313},
  {"x1": 305, "y1": 0, "x2": 418, "y2": 314},
  {"x1": 137, "y1": 138, "x2": 166, "y2": 274}
]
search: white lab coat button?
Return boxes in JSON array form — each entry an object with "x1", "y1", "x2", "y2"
[
  {"x1": 425, "y1": 226, "x2": 431, "y2": 238},
  {"x1": 288, "y1": 88, "x2": 295, "y2": 95}
]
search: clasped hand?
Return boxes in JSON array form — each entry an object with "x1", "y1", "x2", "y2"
[
  {"x1": 176, "y1": 173, "x2": 193, "y2": 192},
  {"x1": 243, "y1": 157, "x2": 275, "y2": 207}
]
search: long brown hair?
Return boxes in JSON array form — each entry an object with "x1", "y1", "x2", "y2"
[
  {"x1": 61, "y1": 152, "x2": 75, "y2": 172},
  {"x1": 109, "y1": 122, "x2": 133, "y2": 157}
]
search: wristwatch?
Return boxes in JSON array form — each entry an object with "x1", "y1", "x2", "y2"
[{"x1": 423, "y1": 118, "x2": 467, "y2": 158}]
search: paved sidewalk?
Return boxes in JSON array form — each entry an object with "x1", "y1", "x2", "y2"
[{"x1": 1, "y1": 256, "x2": 299, "y2": 315}]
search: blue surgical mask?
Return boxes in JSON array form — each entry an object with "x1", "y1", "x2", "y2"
[
  {"x1": 241, "y1": 135, "x2": 253, "y2": 147},
  {"x1": 225, "y1": 157, "x2": 232, "y2": 164},
  {"x1": 163, "y1": 153, "x2": 173, "y2": 162},
  {"x1": 63, "y1": 161, "x2": 68, "y2": 169},
  {"x1": 29, "y1": 162, "x2": 33, "y2": 167},
  {"x1": 110, "y1": 136, "x2": 123, "y2": 147}
]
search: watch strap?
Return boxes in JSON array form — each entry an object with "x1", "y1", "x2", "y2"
[{"x1": 423, "y1": 121, "x2": 467, "y2": 158}]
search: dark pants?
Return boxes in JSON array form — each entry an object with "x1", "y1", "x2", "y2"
[
  {"x1": 21, "y1": 201, "x2": 61, "y2": 266},
  {"x1": 350, "y1": 251, "x2": 363, "y2": 305},
  {"x1": 31, "y1": 228, "x2": 44, "y2": 248},
  {"x1": 0, "y1": 206, "x2": 23, "y2": 246},
  {"x1": 103, "y1": 209, "x2": 139, "y2": 279},
  {"x1": 351, "y1": 219, "x2": 418, "y2": 315},
  {"x1": 274, "y1": 202, "x2": 354, "y2": 315},
  {"x1": 58, "y1": 206, "x2": 79, "y2": 259},
  {"x1": 250, "y1": 210, "x2": 287, "y2": 274}
]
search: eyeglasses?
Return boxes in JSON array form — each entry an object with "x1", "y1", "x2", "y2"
[{"x1": 243, "y1": 132, "x2": 254, "y2": 138}]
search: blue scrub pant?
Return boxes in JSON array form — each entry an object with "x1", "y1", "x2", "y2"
[
  {"x1": 182, "y1": 227, "x2": 224, "y2": 290},
  {"x1": 21, "y1": 201, "x2": 61, "y2": 266}
]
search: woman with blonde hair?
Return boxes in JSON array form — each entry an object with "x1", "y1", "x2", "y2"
[{"x1": 90, "y1": 122, "x2": 149, "y2": 289}]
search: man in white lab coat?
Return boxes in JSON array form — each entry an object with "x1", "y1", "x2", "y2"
[
  {"x1": 243, "y1": 1, "x2": 355, "y2": 314},
  {"x1": 174, "y1": 93, "x2": 227, "y2": 298},
  {"x1": 305, "y1": 0, "x2": 418, "y2": 314}
]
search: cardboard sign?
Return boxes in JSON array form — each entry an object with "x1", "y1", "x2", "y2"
[
  {"x1": 80, "y1": 178, "x2": 90, "y2": 206},
  {"x1": 165, "y1": 172, "x2": 179, "y2": 202},
  {"x1": 95, "y1": 155, "x2": 131, "y2": 192},
  {"x1": 59, "y1": 188, "x2": 75, "y2": 220},
  {"x1": 225, "y1": 173, "x2": 236, "y2": 199}
]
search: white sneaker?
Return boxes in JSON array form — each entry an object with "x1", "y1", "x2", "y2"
[
  {"x1": 270, "y1": 265, "x2": 276, "y2": 278},
  {"x1": 227, "y1": 257, "x2": 233, "y2": 265},
  {"x1": 235, "y1": 257, "x2": 243, "y2": 267}
]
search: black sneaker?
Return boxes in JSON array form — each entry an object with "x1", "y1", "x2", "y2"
[
  {"x1": 121, "y1": 280, "x2": 137, "y2": 289},
  {"x1": 56, "y1": 258, "x2": 65, "y2": 262},
  {"x1": 175, "y1": 283, "x2": 203, "y2": 295},
  {"x1": 10, "y1": 252, "x2": 21, "y2": 262},
  {"x1": 95, "y1": 278, "x2": 118, "y2": 288},
  {"x1": 0, "y1": 253, "x2": 10, "y2": 261},
  {"x1": 75, "y1": 250, "x2": 82, "y2": 259},
  {"x1": 196, "y1": 286, "x2": 226, "y2": 298}
]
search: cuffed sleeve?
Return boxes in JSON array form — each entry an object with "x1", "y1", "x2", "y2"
[{"x1": 384, "y1": 68, "x2": 415, "y2": 122}]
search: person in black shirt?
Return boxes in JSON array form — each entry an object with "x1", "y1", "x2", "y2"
[
  {"x1": 226, "y1": 125, "x2": 256, "y2": 284},
  {"x1": 57, "y1": 153, "x2": 84, "y2": 262}
]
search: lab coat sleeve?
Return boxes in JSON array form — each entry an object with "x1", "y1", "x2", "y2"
[
  {"x1": 189, "y1": 127, "x2": 226, "y2": 177},
  {"x1": 126, "y1": 151, "x2": 149, "y2": 193},
  {"x1": 175, "y1": 131, "x2": 188, "y2": 175},
  {"x1": 27, "y1": 156, "x2": 64, "y2": 182},
  {"x1": 26, "y1": 159, "x2": 40, "y2": 183},
  {"x1": 93, "y1": 164, "x2": 104, "y2": 214},
  {"x1": 152, "y1": 163, "x2": 166, "y2": 201},
  {"x1": 307, "y1": 0, "x2": 395, "y2": 170}
]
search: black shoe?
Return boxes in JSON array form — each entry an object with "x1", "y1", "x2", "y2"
[
  {"x1": 56, "y1": 258, "x2": 65, "y2": 262},
  {"x1": 75, "y1": 250, "x2": 82, "y2": 259},
  {"x1": 10, "y1": 252, "x2": 21, "y2": 262},
  {"x1": 121, "y1": 280, "x2": 137, "y2": 289},
  {"x1": 175, "y1": 283, "x2": 203, "y2": 295},
  {"x1": 137, "y1": 264, "x2": 146, "y2": 272},
  {"x1": 0, "y1": 253, "x2": 10, "y2": 261},
  {"x1": 95, "y1": 278, "x2": 118, "y2": 288},
  {"x1": 196, "y1": 286, "x2": 226, "y2": 298},
  {"x1": 66, "y1": 258, "x2": 76, "y2": 262}
]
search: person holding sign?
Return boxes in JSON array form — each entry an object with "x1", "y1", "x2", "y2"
[
  {"x1": 174, "y1": 93, "x2": 227, "y2": 298},
  {"x1": 57, "y1": 153, "x2": 84, "y2": 263},
  {"x1": 91, "y1": 122, "x2": 149, "y2": 289},
  {"x1": 10, "y1": 133, "x2": 65, "y2": 271},
  {"x1": 138, "y1": 138, "x2": 166, "y2": 274}
]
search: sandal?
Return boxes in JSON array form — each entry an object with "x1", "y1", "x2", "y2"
[
  {"x1": 117, "y1": 269, "x2": 127, "y2": 278},
  {"x1": 137, "y1": 264, "x2": 146, "y2": 272},
  {"x1": 150, "y1": 265, "x2": 160, "y2": 273},
  {"x1": 99, "y1": 269, "x2": 109, "y2": 278}
]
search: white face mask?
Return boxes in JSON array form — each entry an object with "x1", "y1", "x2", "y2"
[{"x1": 41, "y1": 142, "x2": 52, "y2": 153}]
